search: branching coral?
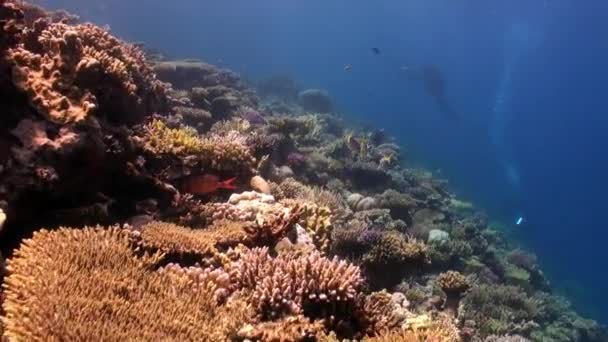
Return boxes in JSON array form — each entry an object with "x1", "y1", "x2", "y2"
[
  {"x1": 142, "y1": 118, "x2": 204, "y2": 154},
  {"x1": 229, "y1": 247, "x2": 364, "y2": 323},
  {"x1": 1, "y1": 226, "x2": 254, "y2": 340},
  {"x1": 357, "y1": 291, "x2": 404, "y2": 337},
  {"x1": 364, "y1": 314, "x2": 460, "y2": 342},
  {"x1": 8, "y1": 19, "x2": 166, "y2": 124},
  {"x1": 461, "y1": 284, "x2": 546, "y2": 337},
  {"x1": 142, "y1": 118, "x2": 256, "y2": 173},
  {"x1": 135, "y1": 205, "x2": 303, "y2": 261},
  {"x1": 237, "y1": 315, "x2": 325, "y2": 341},
  {"x1": 281, "y1": 199, "x2": 333, "y2": 252},
  {"x1": 331, "y1": 224, "x2": 428, "y2": 289},
  {"x1": 133, "y1": 220, "x2": 245, "y2": 259}
]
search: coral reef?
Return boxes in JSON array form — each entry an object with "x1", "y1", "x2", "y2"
[
  {"x1": 1, "y1": 226, "x2": 252, "y2": 340},
  {"x1": 0, "y1": 2, "x2": 606, "y2": 340},
  {"x1": 153, "y1": 59, "x2": 257, "y2": 124},
  {"x1": 10, "y1": 20, "x2": 167, "y2": 124}
]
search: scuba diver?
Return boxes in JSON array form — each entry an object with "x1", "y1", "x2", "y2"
[{"x1": 401, "y1": 65, "x2": 459, "y2": 121}]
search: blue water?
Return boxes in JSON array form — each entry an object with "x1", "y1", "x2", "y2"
[{"x1": 38, "y1": 0, "x2": 608, "y2": 323}]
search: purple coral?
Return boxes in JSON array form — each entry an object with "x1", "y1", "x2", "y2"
[{"x1": 242, "y1": 108, "x2": 267, "y2": 125}]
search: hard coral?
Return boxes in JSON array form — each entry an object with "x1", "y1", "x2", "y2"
[
  {"x1": 237, "y1": 316, "x2": 325, "y2": 342},
  {"x1": 461, "y1": 284, "x2": 545, "y2": 337},
  {"x1": 142, "y1": 118, "x2": 256, "y2": 174},
  {"x1": 332, "y1": 224, "x2": 428, "y2": 289},
  {"x1": 229, "y1": 247, "x2": 363, "y2": 322},
  {"x1": 281, "y1": 199, "x2": 333, "y2": 252},
  {"x1": 9, "y1": 19, "x2": 166, "y2": 124},
  {"x1": 1, "y1": 226, "x2": 253, "y2": 340},
  {"x1": 143, "y1": 118, "x2": 203, "y2": 154},
  {"x1": 436, "y1": 270, "x2": 469, "y2": 315}
]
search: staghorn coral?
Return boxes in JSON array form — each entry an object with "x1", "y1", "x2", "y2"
[
  {"x1": 229, "y1": 247, "x2": 363, "y2": 323},
  {"x1": 158, "y1": 263, "x2": 232, "y2": 302},
  {"x1": 9, "y1": 20, "x2": 166, "y2": 124},
  {"x1": 1, "y1": 226, "x2": 254, "y2": 340},
  {"x1": 237, "y1": 315, "x2": 325, "y2": 341}
]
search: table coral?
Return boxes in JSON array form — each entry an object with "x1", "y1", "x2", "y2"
[
  {"x1": 436, "y1": 270, "x2": 469, "y2": 315},
  {"x1": 1, "y1": 226, "x2": 254, "y2": 340}
]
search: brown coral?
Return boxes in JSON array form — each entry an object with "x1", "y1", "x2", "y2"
[
  {"x1": 134, "y1": 220, "x2": 235, "y2": 258},
  {"x1": 358, "y1": 291, "x2": 404, "y2": 337},
  {"x1": 135, "y1": 208, "x2": 302, "y2": 262},
  {"x1": 436, "y1": 271, "x2": 469, "y2": 315},
  {"x1": 237, "y1": 315, "x2": 325, "y2": 342},
  {"x1": 1, "y1": 226, "x2": 254, "y2": 340},
  {"x1": 365, "y1": 317, "x2": 460, "y2": 342},
  {"x1": 8, "y1": 19, "x2": 166, "y2": 124}
]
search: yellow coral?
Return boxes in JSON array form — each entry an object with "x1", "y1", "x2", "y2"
[
  {"x1": 143, "y1": 119, "x2": 203, "y2": 154},
  {"x1": 282, "y1": 199, "x2": 333, "y2": 252},
  {"x1": 142, "y1": 119, "x2": 256, "y2": 173}
]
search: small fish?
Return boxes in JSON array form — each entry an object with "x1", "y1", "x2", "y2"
[
  {"x1": 371, "y1": 47, "x2": 381, "y2": 55},
  {"x1": 181, "y1": 174, "x2": 237, "y2": 195},
  {"x1": 344, "y1": 64, "x2": 352, "y2": 71}
]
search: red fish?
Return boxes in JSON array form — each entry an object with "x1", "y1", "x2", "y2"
[{"x1": 181, "y1": 174, "x2": 237, "y2": 195}]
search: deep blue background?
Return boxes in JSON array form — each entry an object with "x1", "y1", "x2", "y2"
[{"x1": 36, "y1": 0, "x2": 608, "y2": 323}]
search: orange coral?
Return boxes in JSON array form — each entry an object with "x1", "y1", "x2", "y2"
[
  {"x1": 8, "y1": 17, "x2": 166, "y2": 124},
  {"x1": 134, "y1": 208, "x2": 302, "y2": 260},
  {"x1": 237, "y1": 315, "x2": 325, "y2": 342},
  {"x1": 359, "y1": 291, "x2": 404, "y2": 337},
  {"x1": 1, "y1": 226, "x2": 254, "y2": 340}
]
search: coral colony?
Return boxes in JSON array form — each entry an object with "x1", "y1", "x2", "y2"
[{"x1": 0, "y1": 1, "x2": 606, "y2": 341}]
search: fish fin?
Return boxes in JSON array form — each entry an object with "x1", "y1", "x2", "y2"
[{"x1": 220, "y1": 177, "x2": 237, "y2": 190}]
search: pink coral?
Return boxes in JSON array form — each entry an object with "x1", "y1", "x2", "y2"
[{"x1": 229, "y1": 247, "x2": 364, "y2": 320}]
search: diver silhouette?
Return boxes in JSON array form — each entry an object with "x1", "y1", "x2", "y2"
[{"x1": 402, "y1": 65, "x2": 459, "y2": 121}]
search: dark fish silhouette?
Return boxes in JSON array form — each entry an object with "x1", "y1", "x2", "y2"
[
  {"x1": 403, "y1": 65, "x2": 458, "y2": 120},
  {"x1": 371, "y1": 47, "x2": 381, "y2": 55}
]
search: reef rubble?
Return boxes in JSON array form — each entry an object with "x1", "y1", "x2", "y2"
[{"x1": 0, "y1": 1, "x2": 606, "y2": 341}]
